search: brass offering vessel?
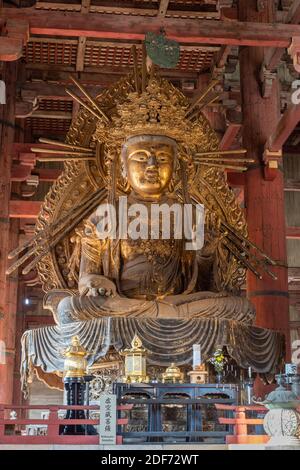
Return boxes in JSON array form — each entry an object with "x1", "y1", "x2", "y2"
[{"x1": 162, "y1": 363, "x2": 184, "y2": 383}]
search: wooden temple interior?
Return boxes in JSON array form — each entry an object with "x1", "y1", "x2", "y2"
[{"x1": 0, "y1": 0, "x2": 300, "y2": 410}]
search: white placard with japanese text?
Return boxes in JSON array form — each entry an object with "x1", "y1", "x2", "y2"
[{"x1": 99, "y1": 393, "x2": 117, "y2": 445}]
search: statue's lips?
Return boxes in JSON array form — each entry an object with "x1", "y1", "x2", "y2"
[{"x1": 142, "y1": 170, "x2": 160, "y2": 184}]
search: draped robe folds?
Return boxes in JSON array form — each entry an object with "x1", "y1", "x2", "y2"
[{"x1": 21, "y1": 317, "x2": 284, "y2": 395}]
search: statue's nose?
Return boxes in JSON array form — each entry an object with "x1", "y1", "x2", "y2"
[{"x1": 147, "y1": 154, "x2": 158, "y2": 167}]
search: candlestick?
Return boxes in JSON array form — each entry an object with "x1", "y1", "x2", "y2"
[{"x1": 248, "y1": 367, "x2": 252, "y2": 379}]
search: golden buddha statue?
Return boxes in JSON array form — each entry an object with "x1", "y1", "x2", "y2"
[
  {"x1": 56, "y1": 129, "x2": 254, "y2": 325},
  {"x1": 8, "y1": 74, "x2": 284, "y2": 394}
]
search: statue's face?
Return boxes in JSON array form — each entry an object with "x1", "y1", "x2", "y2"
[{"x1": 123, "y1": 135, "x2": 175, "y2": 199}]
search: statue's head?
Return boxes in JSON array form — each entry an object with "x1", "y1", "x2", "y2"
[{"x1": 121, "y1": 134, "x2": 177, "y2": 199}]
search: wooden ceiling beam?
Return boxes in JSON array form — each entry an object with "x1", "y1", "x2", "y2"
[
  {"x1": 3, "y1": 7, "x2": 300, "y2": 47},
  {"x1": 27, "y1": 36, "x2": 219, "y2": 52},
  {"x1": 25, "y1": 64, "x2": 200, "y2": 80},
  {"x1": 29, "y1": 110, "x2": 73, "y2": 120},
  {"x1": 34, "y1": 2, "x2": 220, "y2": 19}
]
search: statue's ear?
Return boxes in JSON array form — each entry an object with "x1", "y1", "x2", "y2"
[
  {"x1": 120, "y1": 160, "x2": 127, "y2": 178},
  {"x1": 168, "y1": 178, "x2": 175, "y2": 193},
  {"x1": 118, "y1": 161, "x2": 131, "y2": 193}
]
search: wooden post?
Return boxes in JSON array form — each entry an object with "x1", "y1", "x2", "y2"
[
  {"x1": 0, "y1": 62, "x2": 18, "y2": 404},
  {"x1": 12, "y1": 111, "x2": 27, "y2": 409},
  {"x1": 234, "y1": 407, "x2": 247, "y2": 438},
  {"x1": 238, "y1": 1, "x2": 290, "y2": 368},
  {"x1": 47, "y1": 406, "x2": 58, "y2": 439},
  {"x1": 12, "y1": 283, "x2": 27, "y2": 409}
]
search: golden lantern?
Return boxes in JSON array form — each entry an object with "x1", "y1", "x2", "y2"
[
  {"x1": 162, "y1": 363, "x2": 184, "y2": 383},
  {"x1": 121, "y1": 335, "x2": 149, "y2": 383},
  {"x1": 61, "y1": 335, "x2": 88, "y2": 378}
]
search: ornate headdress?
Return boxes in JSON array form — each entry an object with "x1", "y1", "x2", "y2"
[{"x1": 95, "y1": 78, "x2": 200, "y2": 148}]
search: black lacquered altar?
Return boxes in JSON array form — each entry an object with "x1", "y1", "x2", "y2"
[{"x1": 114, "y1": 382, "x2": 238, "y2": 444}]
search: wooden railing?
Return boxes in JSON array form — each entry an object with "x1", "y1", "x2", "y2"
[
  {"x1": 215, "y1": 404, "x2": 269, "y2": 445},
  {"x1": 0, "y1": 404, "x2": 132, "y2": 445}
]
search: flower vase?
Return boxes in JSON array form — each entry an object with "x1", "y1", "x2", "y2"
[{"x1": 216, "y1": 372, "x2": 223, "y2": 384}]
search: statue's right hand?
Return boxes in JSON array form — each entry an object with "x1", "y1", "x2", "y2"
[{"x1": 78, "y1": 274, "x2": 117, "y2": 298}]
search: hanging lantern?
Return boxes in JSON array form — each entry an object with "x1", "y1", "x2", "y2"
[{"x1": 121, "y1": 335, "x2": 149, "y2": 383}]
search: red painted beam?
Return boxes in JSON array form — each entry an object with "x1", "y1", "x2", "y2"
[
  {"x1": 11, "y1": 166, "x2": 62, "y2": 182},
  {"x1": 2, "y1": 7, "x2": 300, "y2": 46},
  {"x1": 9, "y1": 200, "x2": 42, "y2": 219},
  {"x1": 11, "y1": 143, "x2": 66, "y2": 159},
  {"x1": 219, "y1": 123, "x2": 242, "y2": 151},
  {"x1": 267, "y1": 104, "x2": 300, "y2": 152}
]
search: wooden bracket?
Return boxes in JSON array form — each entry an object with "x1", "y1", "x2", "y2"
[
  {"x1": 262, "y1": 148, "x2": 282, "y2": 181},
  {"x1": 259, "y1": 64, "x2": 277, "y2": 98},
  {"x1": 16, "y1": 90, "x2": 39, "y2": 118},
  {"x1": 0, "y1": 19, "x2": 29, "y2": 61}
]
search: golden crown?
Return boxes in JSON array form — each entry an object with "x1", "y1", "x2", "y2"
[{"x1": 95, "y1": 78, "x2": 199, "y2": 147}]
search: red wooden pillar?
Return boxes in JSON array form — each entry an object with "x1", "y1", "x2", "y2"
[
  {"x1": 0, "y1": 62, "x2": 18, "y2": 404},
  {"x1": 238, "y1": 1, "x2": 290, "y2": 356}
]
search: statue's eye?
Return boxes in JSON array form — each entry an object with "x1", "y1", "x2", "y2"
[
  {"x1": 131, "y1": 152, "x2": 149, "y2": 162},
  {"x1": 129, "y1": 151, "x2": 149, "y2": 162},
  {"x1": 157, "y1": 153, "x2": 170, "y2": 163}
]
